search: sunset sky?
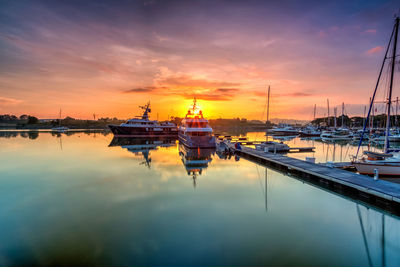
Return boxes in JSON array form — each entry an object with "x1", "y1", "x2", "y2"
[{"x1": 0, "y1": 0, "x2": 399, "y2": 120}]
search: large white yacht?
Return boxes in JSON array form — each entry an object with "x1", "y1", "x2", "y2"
[
  {"x1": 179, "y1": 98, "x2": 216, "y2": 148},
  {"x1": 108, "y1": 102, "x2": 178, "y2": 137}
]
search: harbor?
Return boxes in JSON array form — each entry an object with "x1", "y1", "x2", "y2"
[{"x1": 2, "y1": 0, "x2": 400, "y2": 265}]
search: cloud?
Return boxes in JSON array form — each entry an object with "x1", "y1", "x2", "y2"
[
  {"x1": 215, "y1": 88, "x2": 240, "y2": 93},
  {"x1": 155, "y1": 74, "x2": 240, "y2": 88},
  {"x1": 122, "y1": 73, "x2": 243, "y2": 100},
  {"x1": 122, "y1": 82, "x2": 241, "y2": 101},
  {"x1": 286, "y1": 92, "x2": 313, "y2": 97},
  {"x1": 364, "y1": 29, "x2": 377, "y2": 34},
  {"x1": 366, "y1": 46, "x2": 383, "y2": 54},
  {"x1": 123, "y1": 87, "x2": 158, "y2": 93},
  {"x1": 181, "y1": 93, "x2": 233, "y2": 101},
  {"x1": 252, "y1": 90, "x2": 314, "y2": 97},
  {"x1": 0, "y1": 97, "x2": 22, "y2": 105}
]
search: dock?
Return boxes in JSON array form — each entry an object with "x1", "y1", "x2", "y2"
[
  {"x1": 225, "y1": 140, "x2": 314, "y2": 153},
  {"x1": 224, "y1": 141, "x2": 400, "y2": 214}
]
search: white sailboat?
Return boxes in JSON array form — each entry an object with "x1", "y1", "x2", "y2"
[
  {"x1": 52, "y1": 109, "x2": 69, "y2": 133},
  {"x1": 352, "y1": 16, "x2": 400, "y2": 176},
  {"x1": 255, "y1": 86, "x2": 290, "y2": 153}
]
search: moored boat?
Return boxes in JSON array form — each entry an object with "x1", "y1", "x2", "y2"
[
  {"x1": 108, "y1": 102, "x2": 178, "y2": 137},
  {"x1": 353, "y1": 16, "x2": 400, "y2": 176},
  {"x1": 321, "y1": 128, "x2": 353, "y2": 141},
  {"x1": 353, "y1": 151, "x2": 400, "y2": 176},
  {"x1": 52, "y1": 109, "x2": 69, "y2": 133},
  {"x1": 178, "y1": 98, "x2": 216, "y2": 148},
  {"x1": 270, "y1": 125, "x2": 299, "y2": 136},
  {"x1": 299, "y1": 125, "x2": 321, "y2": 137}
]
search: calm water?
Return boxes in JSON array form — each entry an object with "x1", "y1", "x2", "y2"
[{"x1": 0, "y1": 131, "x2": 399, "y2": 266}]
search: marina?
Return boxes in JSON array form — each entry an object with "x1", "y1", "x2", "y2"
[{"x1": 2, "y1": 0, "x2": 400, "y2": 265}]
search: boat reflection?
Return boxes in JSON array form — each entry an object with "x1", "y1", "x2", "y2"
[
  {"x1": 179, "y1": 144, "x2": 215, "y2": 187},
  {"x1": 109, "y1": 137, "x2": 176, "y2": 168}
]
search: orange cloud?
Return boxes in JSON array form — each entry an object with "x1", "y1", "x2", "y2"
[
  {"x1": 155, "y1": 74, "x2": 240, "y2": 88},
  {"x1": 366, "y1": 46, "x2": 383, "y2": 54},
  {"x1": 122, "y1": 74, "x2": 242, "y2": 101}
]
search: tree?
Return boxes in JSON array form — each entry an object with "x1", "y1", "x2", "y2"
[
  {"x1": 19, "y1": 114, "x2": 28, "y2": 120},
  {"x1": 27, "y1": 116, "x2": 39, "y2": 124}
]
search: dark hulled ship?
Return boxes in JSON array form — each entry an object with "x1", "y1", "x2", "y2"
[{"x1": 108, "y1": 102, "x2": 178, "y2": 138}]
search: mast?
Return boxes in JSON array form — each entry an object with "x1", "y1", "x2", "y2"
[
  {"x1": 372, "y1": 99, "x2": 374, "y2": 130},
  {"x1": 396, "y1": 97, "x2": 399, "y2": 128},
  {"x1": 313, "y1": 104, "x2": 316, "y2": 121},
  {"x1": 363, "y1": 105, "x2": 366, "y2": 128},
  {"x1": 327, "y1": 99, "x2": 330, "y2": 127},
  {"x1": 384, "y1": 16, "x2": 399, "y2": 153},
  {"x1": 334, "y1": 107, "x2": 337, "y2": 129},
  {"x1": 266, "y1": 85, "x2": 270, "y2": 142},
  {"x1": 59, "y1": 109, "x2": 61, "y2": 126},
  {"x1": 341, "y1": 102, "x2": 345, "y2": 127}
]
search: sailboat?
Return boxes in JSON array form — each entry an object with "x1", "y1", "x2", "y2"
[
  {"x1": 52, "y1": 109, "x2": 69, "y2": 133},
  {"x1": 255, "y1": 86, "x2": 290, "y2": 153},
  {"x1": 352, "y1": 16, "x2": 400, "y2": 176},
  {"x1": 299, "y1": 104, "x2": 321, "y2": 137}
]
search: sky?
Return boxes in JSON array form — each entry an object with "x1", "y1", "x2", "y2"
[{"x1": 0, "y1": 0, "x2": 399, "y2": 120}]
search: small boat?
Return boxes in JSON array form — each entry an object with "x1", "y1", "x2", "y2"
[
  {"x1": 353, "y1": 16, "x2": 400, "y2": 176},
  {"x1": 108, "y1": 102, "x2": 178, "y2": 137},
  {"x1": 255, "y1": 141, "x2": 290, "y2": 153},
  {"x1": 255, "y1": 86, "x2": 291, "y2": 153},
  {"x1": 273, "y1": 135, "x2": 297, "y2": 141},
  {"x1": 270, "y1": 125, "x2": 299, "y2": 136},
  {"x1": 52, "y1": 126, "x2": 69, "y2": 133},
  {"x1": 353, "y1": 151, "x2": 400, "y2": 176},
  {"x1": 52, "y1": 109, "x2": 69, "y2": 133},
  {"x1": 372, "y1": 130, "x2": 400, "y2": 143},
  {"x1": 178, "y1": 98, "x2": 216, "y2": 148},
  {"x1": 321, "y1": 128, "x2": 353, "y2": 141},
  {"x1": 299, "y1": 126, "x2": 321, "y2": 137},
  {"x1": 352, "y1": 129, "x2": 369, "y2": 141}
]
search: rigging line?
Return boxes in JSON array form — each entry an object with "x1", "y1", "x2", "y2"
[{"x1": 356, "y1": 23, "x2": 396, "y2": 158}]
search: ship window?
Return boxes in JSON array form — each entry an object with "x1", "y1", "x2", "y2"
[{"x1": 187, "y1": 122, "x2": 207, "y2": 128}]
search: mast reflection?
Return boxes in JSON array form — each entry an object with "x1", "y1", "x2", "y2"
[{"x1": 179, "y1": 144, "x2": 215, "y2": 187}]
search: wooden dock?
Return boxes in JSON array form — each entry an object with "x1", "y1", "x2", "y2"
[{"x1": 225, "y1": 142, "x2": 400, "y2": 214}]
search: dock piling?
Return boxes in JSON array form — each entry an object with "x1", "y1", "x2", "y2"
[{"x1": 374, "y1": 169, "x2": 379, "y2": 180}]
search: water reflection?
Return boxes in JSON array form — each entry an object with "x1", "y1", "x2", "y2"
[
  {"x1": 356, "y1": 204, "x2": 400, "y2": 266},
  {"x1": 109, "y1": 137, "x2": 176, "y2": 168},
  {"x1": 0, "y1": 132, "x2": 399, "y2": 265},
  {"x1": 178, "y1": 144, "x2": 215, "y2": 187},
  {"x1": 0, "y1": 129, "x2": 111, "y2": 138}
]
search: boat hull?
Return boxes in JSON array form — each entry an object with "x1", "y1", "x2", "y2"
[
  {"x1": 255, "y1": 143, "x2": 290, "y2": 153},
  {"x1": 299, "y1": 133, "x2": 321, "y2": 137},
  {"x1": 353, "y1": 162, "x2": 400, "y2": 176},
  {"x1": 178, "y1": 132, "x2": 216, "y2": 148},
  {"x1": 108, "y1": 125, "x2": 178, "y2": 137}
]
